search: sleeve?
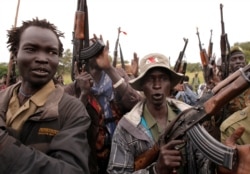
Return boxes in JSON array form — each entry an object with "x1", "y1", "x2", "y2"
[
  {"x1": 113, "y1": 68, "x2": 142, "y2": 112},
  {"x1": 0, "y1": 96, "x2": 91, "y2": 174}
]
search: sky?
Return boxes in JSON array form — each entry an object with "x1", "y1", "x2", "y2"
[{"x1": 1, "y1": 0, "x2": 250, "y2": 66}]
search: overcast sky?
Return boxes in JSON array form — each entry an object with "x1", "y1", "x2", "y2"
[{"x1": 1, "y1": 0, "x2": 249, "y2": 66}]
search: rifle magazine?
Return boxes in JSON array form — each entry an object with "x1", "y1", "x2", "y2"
[
  {"x1": 80, "y1": 40, "x2": 105, "y2": 61},
  {"x1": 187, "y1": 124, "x2": 237, "y2": 170}
]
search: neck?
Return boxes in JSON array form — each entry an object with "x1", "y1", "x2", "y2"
[{"x1": 19, "y1": 87, "x2": 33, "y2": 98}]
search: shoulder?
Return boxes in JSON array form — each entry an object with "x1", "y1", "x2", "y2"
[{"x1": 220, "y1": 106, "x2": 250, "y2": 132}]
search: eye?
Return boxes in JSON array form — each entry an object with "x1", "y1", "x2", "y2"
[
  {"x1": 24, "y1": 47, "x2": 35, "y2": 52},
  {"x1": 49, "y1": 50, "x2": 58, "y2": 55}
]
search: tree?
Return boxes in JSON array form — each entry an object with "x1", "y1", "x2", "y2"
[
  {"x1": 0, "y1": 63, "x2": 8, "y2": 77},
  {"x1": 57, "y1": 49, "x2": 72, "y2": 75}
]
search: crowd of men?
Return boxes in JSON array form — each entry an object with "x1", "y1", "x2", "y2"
[{"x1": 0, "y1": 16, "x2": 250, "y2": 174}]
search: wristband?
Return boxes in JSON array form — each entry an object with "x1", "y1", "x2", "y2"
[{"x1": 113, "y1": 78, "x2": 125, "y2": 88}]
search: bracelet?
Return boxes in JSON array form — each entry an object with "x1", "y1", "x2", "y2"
[{"x1": 113, "y1": 78, "x2": 125, "y2": 88}]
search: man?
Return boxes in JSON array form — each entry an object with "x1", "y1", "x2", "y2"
[
  {"x1": 64, "y1": 36, "x2": 141, "y2": 174},
  {"x1": 191, "y1": 72, "x2": 200, "y2": 94},
  {"x1": 107, "y1": 53, "x2": 197, "y2": 173},
  {"x1": 175, "y1": 75, "x2": 198, "y2": 106},
  {"x1": 0, "y1": 18, "x2": 90, "y2": 173},
  {"x1": 219, "y1": 46, "x2": 250, "y2": 125}
]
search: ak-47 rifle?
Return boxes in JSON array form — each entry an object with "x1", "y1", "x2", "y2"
[
  {"x1": 173, "y1": 38, "x2": 188, "y2": 74},
  {"x1": 113, "y1": 27, "x2": 121, "y2": 68},
  {"x1": 119, "y1": 43, "x2": 125, "y2": 70},
  {"x1": 196, "y1": 27, "x2": 215, "y2": 89},
  {"x1": 135, "y1": 64, "x2": 250, "y2": 171},
  {"x1": 220, "y1": 3, "x2": 231, "y2": 80},
  {"x1": 208, "y1": 29, "x2": 215, "y2": 65},
  {"x1": 6, "y1": 54, "x2": 16, "y2": 86},
  {"x1": 6, "y1": 0, "x2": 20, "y2": 86},
  {"x1": 71, "y1": 0, "x2": 104, "y2": 81}
]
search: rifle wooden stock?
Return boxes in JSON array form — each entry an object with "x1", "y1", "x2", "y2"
[
  {"x1": 134, "y1": 144, "x2": 159, "y2": 171},
  {"x1": 134, "y1": 64, "x2": 250, "y2": 171},
  {"x1": 71, "y1": 0, "x2": 87, "y2": 81},
  {"x1": 208, "y1": 29, "x2": 213, "y2": 62}
]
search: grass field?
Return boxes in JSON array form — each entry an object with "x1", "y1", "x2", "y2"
[{"x1": 63, "y1": 74, "x2": 73, "y2": 85}]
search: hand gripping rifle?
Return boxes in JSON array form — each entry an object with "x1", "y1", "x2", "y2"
[
  {"x1": 71, "y1": 0, "x2": 104, "y2": 81},
  {"x1": 135, "y1": 64, "x2": 250, "y2": 171},
  {"x1": 173, "y1": 38, "x2": 188, "y2": 74}
]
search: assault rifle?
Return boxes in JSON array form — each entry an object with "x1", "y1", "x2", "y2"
[
  {"x1": 113, "y1": 27, "x2": 121, "y2": 68},
  {"x1": 220, "y1": 3, "x2": 230, "y2": 80},
  {"x1": 6, "y1": 53, "x2": 16, "y2": 86},
  {"x1": 119, "y1": 43, "x2": 125, "y2": 70},
  {"x1": 71, "y1": 0, "x2": 104, "y2": 81},
  {"x1": 196, "y1": 28, "x2": 214, "y2": 89},
  {"x1": 208, "y1": 29, "x2": 215, "y2": 66},
  {"x1": 6, "y1": 0, "x2": 20, "y2": 86},
  {"x1": 135, "y1": 64, "x2": 250, "y2": 171},
  {"x1": 173, "y1": 38, "x2": 188, "y2": 74}
]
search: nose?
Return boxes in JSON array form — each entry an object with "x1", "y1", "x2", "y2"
[
  {"x1": 35, "y1": 51, "x2": 49, "y2": 64},
  {"x1": 153, "y1": 79, "x2": 161, "y2": 89}
]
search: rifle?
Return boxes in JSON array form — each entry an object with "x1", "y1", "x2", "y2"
[
  {"x1": 6, "y1": 0, "x2": 20, "y2": 86},
  {"x1": 119, "y1": 43, "x2": 125, "y2": 70},
  {"x1": 196, "y1": 27, "x2": 214, "y2": 88},
  {"x1": 220, "y1": 3, "x2": 230, "y2": 80},
  {"x1": 173, "y1": 38, "x2": 188, "y2": 74},
  {"x1": 135, "y1": 64, "x2": 250, "y2": 171},
  {"x1": 6, "y1": 54, "x2": 16, "y2": 86},
  {"x1": 208, "y1": 29, "x2": 215, "y2": 65},
  {"x1": 113, "y1": 27, "x2": 121, "y2": 68},
  {"x1": 71, "y1": 0, "x2": 104, "y2": 81}
]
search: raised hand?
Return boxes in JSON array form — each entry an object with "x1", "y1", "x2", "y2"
[
  {"x1": 91, "y1": 34, "x2": 111, "y2": 70},
  {"x1": 219, "y1": 127, "x2": 250, "y2": 174}
]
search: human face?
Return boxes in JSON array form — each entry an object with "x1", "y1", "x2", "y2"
[
  {"x1": 229, "y1": 53, "x2": 246, "y2": 73},
  {"x1": 141, "y1": 68, "x2": 171, "y2": 107},
  {"x1": 16, "y1": 26, "x2": 59, "y2": 88}
]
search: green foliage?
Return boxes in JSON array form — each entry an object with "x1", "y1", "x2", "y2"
[
  {"x1": 0, "y1": 63, "x2": 8, "y2": 77},
  {"x1": 57, "y1": 49, "x2": 72, "y2": 76}
]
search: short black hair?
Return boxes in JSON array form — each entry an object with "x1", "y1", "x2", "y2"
[{"x1": 7, "y1": 17, "x2": 64, "y2": 57}]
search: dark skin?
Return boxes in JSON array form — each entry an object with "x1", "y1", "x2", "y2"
[
  {"x1": 75, "y1": 34, "x2": 130, "y2": 103},
  {"x1": 218, "y1": 127, "x2": 250, "y2": 174},
  {"x1": 15, "y1": 26, "x2": 59, "y2": 105},
  {"x1": 229, "y1": 53, "x2": 246, "y2": 73},
  {"x1": 141, "y1": 68, "x2": 184, "y2": 174}
]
